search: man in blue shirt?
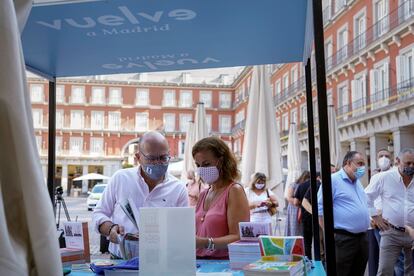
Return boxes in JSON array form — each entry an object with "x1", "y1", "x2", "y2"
[{"x1": 318, "y1": 151, "x2": 370, "y2": 276}]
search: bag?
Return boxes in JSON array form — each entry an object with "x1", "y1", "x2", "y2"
[{"x1": 266, "y1": 189, "x2": 277, "y2": 216}]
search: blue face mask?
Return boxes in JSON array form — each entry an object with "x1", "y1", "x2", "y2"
[
  {"x1": 142, "y1": 163, "x2": 169, "y2": 180},
  {"x1": 354, "y1": 166, "x2": 366, "y2": 179}
]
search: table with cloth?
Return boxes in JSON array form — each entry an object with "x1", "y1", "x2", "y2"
[{"x1": 68, "y1": 259, "x2": 326, "y2": 275}]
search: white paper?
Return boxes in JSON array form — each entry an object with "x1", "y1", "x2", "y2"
[
  {"x1": 139, "y1": 207, "x2": 195, "y2": 276},
  {"x1": 63, "y1": 221, "x2": 84, "y2": 250}
]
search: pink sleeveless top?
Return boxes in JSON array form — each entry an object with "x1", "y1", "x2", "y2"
[{"x1": 195, "y1": 183, "x2": 235, "y2": 259}]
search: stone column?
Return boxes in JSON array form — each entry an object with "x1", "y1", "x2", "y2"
[
  {"x1": 61, "y1": 164, "x2": 68, "y2": 196},
  {"x1": 393, "y1": 128, "x2": 414, "y2": 156},
  {"x1": 82, "y1": 165, "x2": 89, "y2": 194}
]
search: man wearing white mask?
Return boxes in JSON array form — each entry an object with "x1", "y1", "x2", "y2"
[
  {"x1": 366, "y1": 148, "x2": 414, "y2": 275},
  {"x1": 93, "y1": 131, "x2": 189, "y2": 259}
]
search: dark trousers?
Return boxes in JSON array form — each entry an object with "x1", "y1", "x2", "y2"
[
  {"x1": 335, "y1": 231, "x2": 368, "y2": 276},
  {"x1": 368, "y1": 229, "x2": 380, "y2": 276},
  {"x1": 302, "y1": 217, "x2": 313, "y2": 260}
]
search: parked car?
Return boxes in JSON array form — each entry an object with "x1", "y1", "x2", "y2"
[{"x1": 86, "y1": 184, "x2": 107, "y2": 211}]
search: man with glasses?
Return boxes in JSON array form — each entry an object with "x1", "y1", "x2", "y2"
[
  {"x1": 366, "y1": 148, "x2": 414, "y2": 275},
  {"x1": 318, "y1": 151, "x2": 370, "y2": 276},
  {"x1": 93, "y1": 131, "x2": 189, "y2": 259}
]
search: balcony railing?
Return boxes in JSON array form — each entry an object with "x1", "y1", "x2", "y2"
[
  {"x1": 326, "y1": 0, "x2": 414, "y2": 72},
  {"x1": 274, "y1": 76, "x2": 305, "y2": 105},
  {"x1": 231, "y1": 119, "x2": 245, "y2": 134}
]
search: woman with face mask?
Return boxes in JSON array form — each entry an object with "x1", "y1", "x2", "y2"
[
  {"x1": 244, "y1": 172, "x2": 278, "y2": 223},
  {"x1": 193, "y1": 137, "x2": 250, "y2": 259}
]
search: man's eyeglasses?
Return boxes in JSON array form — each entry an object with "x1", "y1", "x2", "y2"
[{"x1": 140, "y1": 151, "x2": 171, "y2": 163}]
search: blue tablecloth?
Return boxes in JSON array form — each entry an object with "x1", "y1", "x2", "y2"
[{"x1": 69, "y1": 259, "x2": 326, "y2": 275}]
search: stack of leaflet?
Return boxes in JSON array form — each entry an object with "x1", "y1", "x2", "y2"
[
  {"x1": 243, "y1": 259, "x2": 304, "y2": 276},
  {"x1": 228, "y1": 241, "x2": 261, "y2": 270},
  {"x1": 228, "y1": 222, "x2": 272, "y2": 270}
]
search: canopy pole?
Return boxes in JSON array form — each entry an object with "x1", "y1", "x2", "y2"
[
  {"x1": 47, "y1": 79, "x2": 56, "y2": 205},
  {"x1": 304, "y1": 59, "x2": 321, "y2": 261},
  {"x1": 312, "y1": 0, "x2": 336, "y2": 274}
]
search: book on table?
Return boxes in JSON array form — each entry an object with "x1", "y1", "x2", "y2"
[{"x1": 243, "y1": 259, "x2": 304, "y2": 276}]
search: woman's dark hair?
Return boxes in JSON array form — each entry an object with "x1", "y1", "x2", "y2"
[
  {"x1": 249, "y1": 172, "x2": 267, "y2": 190},
  {"x1": 296, "y1": 170, "x2": 310, "y2": 184},
  {"x1": 192, "y1": 136, "x2": 240, "y2": 184}
]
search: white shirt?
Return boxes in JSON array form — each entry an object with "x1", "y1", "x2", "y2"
[
  {"x1": 244, "y1": 187, "x2": 275, "y2": 222},
  {"x1": 365, "y1": 168, "x2": 414, "y2": 228},
  {"x1": 93, "y1": 166, "x2": 189, "y2": 256}
]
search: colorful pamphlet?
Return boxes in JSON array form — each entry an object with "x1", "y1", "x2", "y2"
[
  {"x1": 243, "y1": 259, "x2": 304, "y2": 276},
  {"x1": 258, "y1": 236, "x2": 304, "y2": 257}
]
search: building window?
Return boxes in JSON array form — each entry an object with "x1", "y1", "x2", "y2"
[
  {"x1": 71, "y1": 86, "x2": 85, "y2": 104},
  {"x1": 35, "y1": 136, "x2": 42, "y2": 152},
  {"x1": 283, "y1": 74, "x2": 289, "y2": 92},
  {"x1": 179, "y1": 114, "x2": 192, "y2": 132},
  {"x1": 300, "y1": 104, "x2": 307, "y2": 124},
  {"x1": 90, "y1": 138, "x2": 104, "y2": 156},
  {"x1": 276, "y1": 118, "x2": 281, "y2": 132},
  {"x1": 234, "y1": 139, "x2": 241, "y2": 155},
  {"x1": 136, "y1": 88, "x2": 149, "y2": 106},
  {"x1": 135, "y1": 113, "x2": 148, "y2": 132},
  {"x1": 291, "y1": 109, "x2": 298, "y2": 125},
  {"x1": 335, "y1": 0, "x2": 345, "y2": 14},
  {"x1": 337, "y1": 26, "x2": 348, "y2": 63},
  {"x1": 354, "y1": 11, "x2": 366, "y2": 52},
  {"x1": 275, "y1": 80, "x2": 281, "y2": 96},
  {"x1": 91, "y1": 111, "x2": 104, "y2": 130},
  {"x1": 178, "y1": 140, "x2": 185, "y2": 158},
  {"x1": 180, "y1": 90, "x2": 193, "y2": 108},
  {"x1": 30, "y1": 84, "x2": 44, "y2": 103},
  {"x1": 70, "y1": 110, "x2": 84, "y2": 129},
  {"x1": 374, "y1": 0, "x2": 388, "y2": 39},
  {"x1": 291, "y1": 67, "x2": 298, "y2": 90},
  {"x1": 337, "y1": 83, "x2": 349, "y2": 120},
  {"x1": 400, "y1": 0, "x2": 414, "y2": 20},
  {"x1": 56, "y1": 85, "x2": 65, "y2": 104},
  {"x1": 219, "y1": 92, "x2": 232, "y2": 109},
  {"x1": 108, "y1": 112, "x2": 121, "y2": 130},
  {"x1": 56, "y1": 136, "x2": 62, "y2": 154},
  {"x1": 206, "y1": 114, "x2": 212, "y2": 133},
  {"x1": 69, "y1": 137, "x2": 83, "y2": 155},
  {"x1": 163, "y1": 90, "x2": 176, "y2": 107},
  {"x1": 313, "y1": 98, "x2": 319, "y2": 120},
  {"x1": 163, "y1": 113, "x2": 175, "y2": 132},
  {"x1": 325, "y1": 40, "x2": 333, "y2": 69},
  {"x1": 370, "y1": 61, "x2": 389, "y2": 109},
  {"x1": 91, "y1": 87, "x2": 105, "y2": 105},
  {"x1": 109, "y1": 88, "x2": 122, "y2": 105},
  {"x1": 397, "y1": 48, "x2": 414, "y2": 91},
  {"x1": 282, "y1": 113, "x2": 289, "y2": 132},
  {"x1": 219, "y1": 115, "x2": 231, "y2": 133},
  {"x1": 235, "y1": 109, "x2": 245, "y2": 124},
  {"x1": 32, "y1": 109, "x2": 43, "y2": 128},
  {"x1": 199, "y1": 91, "x2": 212, "y2": 108},
  {"x1": 56, "y1": 109, "x2": 64, "y2": 129},
  {"x1": 351, "y1": 74, "x2": 367, "y2": 116}
]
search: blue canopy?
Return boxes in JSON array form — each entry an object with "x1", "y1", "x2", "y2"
[{"x1": 22, "y1": 0, "x2": 313, "y2": 78}]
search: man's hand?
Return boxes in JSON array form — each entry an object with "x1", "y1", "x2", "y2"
[
  {"x1": 372, "y1": 215, "x2": 389, "y2": 231},
  {"x1": 109, "y1": 225, "x2": 125, "y2": 243},
  {"x1": 405, "y1": 225, "x2": 414, "y2": 239}
]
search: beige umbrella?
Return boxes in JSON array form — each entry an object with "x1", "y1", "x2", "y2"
[
  {"x1": 284, "y1": 123, "x2": 302, "y2": 198},
  {"x1": 181, "y1": 121, "x2": 195, "y2": 180},
  {"x1": 0, "y1": 0, "x2": 62, "y2": 274},
  {"x1": 73, "y1": 173, "x2": 110, "y2": 181},
  {"x1": 241, "y1": 65, "x2": 284, "y2": 207},
  {"x1": 328, "y1": 105, "x2": 341, "y2": 168},
  {"x1": 194, "y1": 102, "x2": 209, "y2": 142}
]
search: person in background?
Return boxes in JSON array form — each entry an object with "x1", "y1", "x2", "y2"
[
  {"x1": 186, "y1": 169, "x2": 208, "y2": 207},
  {"x1": 318, "y1": 151, "x2": 370, "y2": 276},
  {"x1": 284, "y1": 171, "x2": 310, "y2": 236},
  {"x1": 294, "y1": 172, "x2": 321, "y2": 260},
  {"x1": 245, "y1": 172, "x2": 279, "y2": 223},
  {"x1": 366, "y1": 148, "x2": 414, "y2": 276},
  {"x1": 93, "y1": 131, "x2": 189, "y2": 259},
  {"x1": 365, "y1": 149, "x2": 404, "y2": 276},
  {"x1": 405, "y1": 225, "x2": 414, "y2": 269},
  {"x1": 193, "y1": 137, "x2": 250, "y2": 259}
]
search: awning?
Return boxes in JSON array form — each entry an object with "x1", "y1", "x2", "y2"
[{"x1": 22, "y1": 0, "x2": 313, "y2": 78}]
